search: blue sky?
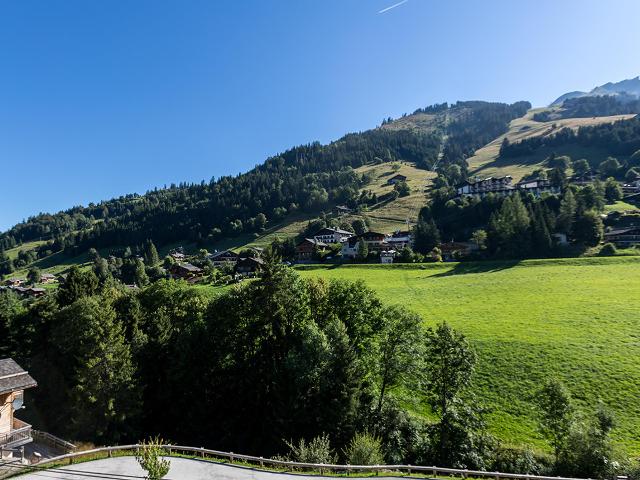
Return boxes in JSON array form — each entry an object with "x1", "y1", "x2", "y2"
[{"x1": 1, "y1": 0, "x2": 639, "y2": 231}]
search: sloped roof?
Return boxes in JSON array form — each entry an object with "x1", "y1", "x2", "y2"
[{"x1": 0, "y1": 358, "x2": 37, "y2": 395}]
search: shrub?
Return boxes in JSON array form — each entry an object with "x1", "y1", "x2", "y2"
[
  {"x1": 344, "y1": 432, "x2": 385, "y2": 466},
  {"x1": 135, "y1": 436, "x2": 171, "y2": 480},
  {"x1": 285, "y1": 434, "x2": 337, "y2": 464},
  {"x1": 599, "y1": 243, "x2": 617, "y2": 256},
  {"x1": 492, "y1": 447, "x2": 547, "y2": 475}
]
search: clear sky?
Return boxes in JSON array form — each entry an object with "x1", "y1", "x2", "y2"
[{"x1": 1, "y1": 0, "x2": 639, "y2": 231}]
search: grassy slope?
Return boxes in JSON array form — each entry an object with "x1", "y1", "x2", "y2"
[
  {"x1": 467, "y1": 108, "x2": 637, "y2": 181},
  {"x1": 295, "y1": 257, "x2": 640, "y2": 455}
]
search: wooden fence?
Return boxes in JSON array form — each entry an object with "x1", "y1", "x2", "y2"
[{"x1": 0, "y1": 444, "x2": 596, "y2": 480}]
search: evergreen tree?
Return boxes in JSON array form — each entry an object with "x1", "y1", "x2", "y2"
[
  {"x1": 573, "y1": 210, "x2": 604, "y2": 247},
  {"x1": 604, "y1": 178, "x2": 623, "y2": 202},
  {"x1": 488, "y1": 195, "x2": 531, "y2": 258},
  {"x1": 557, "y1": 190, "x2": 577, "y2": 236},
  {"x1": 357, "y1": 239, "x2": 369, "y2": 260},
  {"x1": 144, "y1": 240, "x2": 160, "y2": 266},
  {"x1": 57, "y1": 266, "x2": 100, "y2": 307},
  {"x1": 27, "y1": 266, "x2": 41, "y2": 285},
  {"x1": 413, "y1": 218, "x2": 441, "y2": 255},
  {"x1": 536, "y1": 379, "x2": 573, "y2": 468},
  {"x1": 53, "y1": 297, "x2": 140, "y2": 442}
]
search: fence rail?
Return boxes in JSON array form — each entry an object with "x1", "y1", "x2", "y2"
[
  {"x1": 31, "y1": 430, "x2": 76, "y2": 454},
  {"x1": 0, "y1": 444, "x2": 594, "y2": 480}
]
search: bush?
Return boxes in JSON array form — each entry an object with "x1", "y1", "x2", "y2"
[
  {"x1": 492, "y1": 447, "x2": 547, "y2": 475},
  {"x1": 599, "y1": 243, "x2": 618, "y2": 256},
  {"x1": 135, "y1": 436, "x2": 171, "y2": 480},
  {"x1": 285, "y1": 434, "x2": 337, "y2": 464},
  {"x1": 344, "y1": 432, "x2": 385, "y2": 466}
]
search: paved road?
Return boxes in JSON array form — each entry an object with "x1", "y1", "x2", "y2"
[{"x1": 11, "y1": 456, "x2": 413, "y2": 480}]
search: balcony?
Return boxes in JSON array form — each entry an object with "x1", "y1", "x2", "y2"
[{"x1": 0, "y1": 418, "x2": 33, "y2": 448}]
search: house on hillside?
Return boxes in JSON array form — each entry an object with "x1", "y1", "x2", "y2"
[
  {"x1": 456, "y1": 176, "x2": 514, "y2": 197},
  {"x1": 236, "y1": 257, "x2": 265, "y2": 275},
  {"x1": 295, "y1": 238, "x2": 328, "y2": 261},
  {"x1": 4, "y1": 279, "x2": 25, "y2": 287},
  {"x1": 209, "y1": 250, "x2": 239, "y2": 267},
  {"x1": 515, "y1": 178, "x2": 561, "y2": 197},
  {"x1": 39, "y1": 273, "x2": 56, "y2": 284},
  {"x1": 604, "y1": 227, "x2": 640, "y2": 248},
  {"x1": 380, "y1": 250, "x2": 396, "y2": 264},
  {"x1": 312, "y1": 227, "x2": 354, "y2": 244},
  {"x1": 386, "y1": 231, "x2": 413, "y2": 250},
  {"x1": 387, "y1": 174, "x2": 408, "y2": 185},
  {"x1": 439, "y1": 241, "x2": 477, "y2": 261},
  {"x1": 341, "y1": 231, "x2": 388, "y2": 259},
  {"x1": 10, "y1": 287, "x2": 46, "y2": 298},
  {"x1": 169, "y1": 262, "x2": 203, "y2": 279},
  {"x1": 0, "y1": 358, "x2": 37, "y2": 457},
  {"x1": 333, "y1": 205, "x2": 353, "y2": 216}
]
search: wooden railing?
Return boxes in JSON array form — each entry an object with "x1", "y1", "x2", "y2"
[
  {"x1": 31, "y1": 430, "x2": 76, "y2": 454},
  {"x1": 0, "y1": 444, "x2": 594, "y2": 480},
  {"x1": 0, "y1": 419, "x2": 31, "y2": 448}
]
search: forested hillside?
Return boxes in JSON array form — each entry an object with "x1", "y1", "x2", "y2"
[{"x1": 0, "y1": 100, "x2": 529, "y2": 269}]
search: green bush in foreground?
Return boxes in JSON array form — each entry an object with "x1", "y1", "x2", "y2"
[
  {"x1": 136, "y1": 437, "x2": 171, "y2": 480},
  {"x1": 344, "y1": 432, "x2": 385, "y2": 466}
]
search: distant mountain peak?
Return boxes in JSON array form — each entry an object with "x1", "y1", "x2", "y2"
[{"x1": 551, "y1": 76, "x2": 640, "y2": 106}]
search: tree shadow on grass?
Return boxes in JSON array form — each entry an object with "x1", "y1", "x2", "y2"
[{"x1": 430, "y1": 259, "x2": 521, "y2": 278}]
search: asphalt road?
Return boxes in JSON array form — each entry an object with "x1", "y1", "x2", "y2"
[{"x1": 11, "y1": 456, "x2": 412, "y2": 480}]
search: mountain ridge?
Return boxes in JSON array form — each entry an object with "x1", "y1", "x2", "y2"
[{"x1": 551, "y1": 75, "x2": 640, "y2": 105}]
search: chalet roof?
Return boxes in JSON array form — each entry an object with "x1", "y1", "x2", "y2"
[
  {"x1": 40, "y1": 273, "x2": 56, "y2": 279},
  {"x1": 176, "y1": 262, "x2": 202, "y2": 272},
  {"x1": 0, "y1": 358, "x2": 37, "y2": 395},
  {"x1": 298, "y1": 238, "x2": 328, "y2": 248},
  {"x1": 314, "y1": 227, "x2": 353, "y2": 237},
  {"x1": 605, "y1": 227, "x2": 640, "y2": 236},
  {"x1": 210, "y1": 250, "x2": 239, "y2": 259}
]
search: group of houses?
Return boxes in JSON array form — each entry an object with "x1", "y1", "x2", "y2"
[
  {"x1": 1, "y1": 276, "x2": 54, "y2": 298},
  {"x1": 167, "y1": 248, "x2": 265, "y2": 282},
  {"x1": 456, "y1": 176, "x2": 560, "y2": 198},
  {"x1": 295, "y1": 227, "x2": 413, "y2": 263}
]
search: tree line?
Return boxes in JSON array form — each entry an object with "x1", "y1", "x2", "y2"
[
  {"x1": 0, "y1": 100, "x2": 531, "y2": 269},
  {"x1": 0, "y1": 257, "x2": 633, "y2": 478}
]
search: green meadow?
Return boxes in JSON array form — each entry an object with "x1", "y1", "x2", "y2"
[{"x1": 296, "y1": 257, "x2": 640, "y2": 455}]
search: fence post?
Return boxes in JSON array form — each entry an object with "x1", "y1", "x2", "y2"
[
  {"x1": 201, "y1": 447, "x2": 205, "y2": 459},
  {"x1": 20, "y1": 446, "x2": 24, "y2": 462},
  {"x1": 433, "y1": 467, "x2": 438, "y2": 477},
  {"x1": 260, "y1": 456, "x2": 264, "y2": 468},
  {"x1": 230, "y1": 452, "x2": 234, "y2": 463}
]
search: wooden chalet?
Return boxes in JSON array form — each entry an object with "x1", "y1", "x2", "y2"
[
  {"x1": 169, "y1": 262, "x2": 203, "y2": 279},
  {"x1": 0, "y1": 358, "x2": 37, "y2": 455},
  {"x1": 209, "y1": 250, "x2": 239, "y2": 266},
  {"x1": 387, "y1": 174, "x2": 407, "y2": 185},
  {"x1": 604, "y1": 227, "x2": 640, "y2": 248},
  {"x1": 295, "y1": 238, "x2": 328, "y2": 261},
  {"x1": 235, "y1": 257, "x2": 265, "y2": 274}
]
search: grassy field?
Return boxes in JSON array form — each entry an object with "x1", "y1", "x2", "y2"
[
  {"x1": 295, "y1": 257, "x2": 640, "y2": 455},
  {"x1": 467, "y1": 109, "x2": 636, "y2": 180}
]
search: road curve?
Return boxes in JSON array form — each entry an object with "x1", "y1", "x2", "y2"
[{"x1": 12, "y1": 456, "x2": 416, "y2": 480}]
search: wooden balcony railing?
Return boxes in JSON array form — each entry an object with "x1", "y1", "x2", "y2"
[{"x1": 0, "y1": 418, "x2": 32, "y2": 447}]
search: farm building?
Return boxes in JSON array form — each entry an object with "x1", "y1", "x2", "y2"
[{"x1": 387, "y1": 174, "x2": 407, "y2": 185}]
